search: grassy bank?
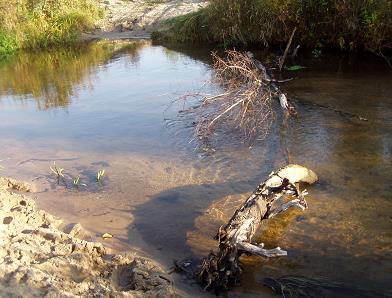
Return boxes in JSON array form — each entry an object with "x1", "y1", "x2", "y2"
[
  {"x1": 155, "y1": 0, "x2": 392, "y2": 54},
  {"x1": 0, "y1": 0, "x2": 102, "y2": 57}
]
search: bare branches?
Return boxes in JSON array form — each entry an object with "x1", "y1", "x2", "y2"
[
  {"x1": 174, "y1": 50, "x2": 297, "y2": 147},
  {"x1": 193, "y1": 51, "x2": 279, "y2": 143}
]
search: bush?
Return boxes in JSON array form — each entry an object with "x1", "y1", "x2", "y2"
[
  {"x1": 0, "y1": 0, "x2": 102, "y2": 57},
  {"x1": 158, "y1": 0, "x2": 392, "y2": 53}
]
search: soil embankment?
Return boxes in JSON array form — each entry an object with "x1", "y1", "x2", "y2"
[{"x1": 0, "y1": 177, "x2": 177, "y2": 297}]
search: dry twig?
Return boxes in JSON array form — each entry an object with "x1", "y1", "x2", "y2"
[{"x1": 196, "y1": 51, "x2": 277, "y2": 143}]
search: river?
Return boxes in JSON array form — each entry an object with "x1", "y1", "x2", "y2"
[{"x1": 0, "y1": 40, "x2": 391, "y2": 297}]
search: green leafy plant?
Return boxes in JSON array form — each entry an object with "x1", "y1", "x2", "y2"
[
  {"x1": 96, "y1": 169, "x2": 105, "y2": 185},
  {"x1": 50, "y1": 161, "x2": 66, "y2": 186}
]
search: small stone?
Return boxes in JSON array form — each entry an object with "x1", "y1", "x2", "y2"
[
  {"x1": 3, "y1": 216, "x2": 13, "y2": 224},
  {"x1": 102, "y1": 233, "x2": 113, "y2": 239}
]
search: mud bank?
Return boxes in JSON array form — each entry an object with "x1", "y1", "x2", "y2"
[{"x1": 0, "y1": 178, "x2": 177, "y2": 297}]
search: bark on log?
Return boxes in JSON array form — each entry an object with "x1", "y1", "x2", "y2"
[{"x1": 197, "y1": 164, "x2": 318, "y2": 293}]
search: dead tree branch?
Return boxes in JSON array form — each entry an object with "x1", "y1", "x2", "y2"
[
  {"x1": 279, "y1": 27, "x2": 297, "y2": 71},
  {"x1": 197, "y1": 164, "x2": 318, "y2": 293},
  {"x1": 245, "y1": 51, "x2": 297, "y2": 115}
]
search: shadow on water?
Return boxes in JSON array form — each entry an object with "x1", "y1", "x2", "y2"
[
  {"x1": 131, "y1": 115, "x2": 289, "y2": 261},
  {"x1": 132, "y1": 178, "x2": 255, "y2": 259},
  {"x1": 132, "y1": 177, "x2": 391, "y2": 297}
]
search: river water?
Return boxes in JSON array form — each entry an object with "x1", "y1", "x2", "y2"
[{"x1": 0, "y1": 40, "x2": 391, "y2": 297}]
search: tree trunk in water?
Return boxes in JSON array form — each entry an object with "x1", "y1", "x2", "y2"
[{"x1": 197, "y1": 164, "x2": 318, "y2": 293}]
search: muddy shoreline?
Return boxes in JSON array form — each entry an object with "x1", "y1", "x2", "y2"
[{"x1": 0, "y1": 177, "x2": 178, "y2": 297}]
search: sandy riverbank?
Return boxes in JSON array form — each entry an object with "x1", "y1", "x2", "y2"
[
  {"x1": 0, "y1": 177, "x2": 178, "y2": 297},
  {"x1": 83, "y1": 0, "x2": 208, "y2": 40}
]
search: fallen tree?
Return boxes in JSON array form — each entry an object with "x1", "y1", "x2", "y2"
[
  {"x1": 177, "y1": 50, "x2": 296, "y2": 144},
  {"x1": 195, "y1": 164, "x2": 318, "y2": 293},
  {"x1": 174, "y1": 50, "x2": 367, "y2": 150}
]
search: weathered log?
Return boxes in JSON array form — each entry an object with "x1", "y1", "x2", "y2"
[{"x1": 197, "y1": 164, "x2": 318, "y2": 293}]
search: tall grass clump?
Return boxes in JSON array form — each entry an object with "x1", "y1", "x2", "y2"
[
  {"x1": 0, "y1": 0, "x2": 102, "y2": 57},
  {"x1": 158, "y1": 0, "x2": 392, "y2": 55}
]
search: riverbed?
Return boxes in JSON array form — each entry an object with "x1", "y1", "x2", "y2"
[{"x1": 0, "y1": 40, "x2": 391, "y2": 297}]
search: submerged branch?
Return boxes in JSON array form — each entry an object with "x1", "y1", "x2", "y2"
[{"x1": 177, "y1": 50, "x2": 296, "y2": 146}]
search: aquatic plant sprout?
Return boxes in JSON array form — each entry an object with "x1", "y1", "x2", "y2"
[
  {"x1": 73, "y1": 175, "x2": 87, "y2": 189},
  {"x1": 50, "y1": 161, "x2": 65, "y2": 185},
  {"x1": 96, "y1": 169, "x2": 105, "y2": 185},
  {"x1": 49, "y1": 162, "x2": 107, "y2": 188}
]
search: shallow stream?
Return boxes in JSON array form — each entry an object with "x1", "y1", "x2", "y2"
[{"x1": 0, "y1": 40, "x2": 391, "y2": 297}]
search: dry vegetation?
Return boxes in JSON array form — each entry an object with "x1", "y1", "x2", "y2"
[
  {"x1": 197, "y1": 51, "x2": 275, "y2": 141},
  {"x1": 178, "y1": 50, "x2": 295, "y2": 145},
  {"x1": 156, "y1": 0, "x2": 392, "y2": 63}
]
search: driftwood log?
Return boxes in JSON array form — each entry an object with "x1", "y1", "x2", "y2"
[{"x1": 197, "y1": 164, "x2": 318, "y2": 293}]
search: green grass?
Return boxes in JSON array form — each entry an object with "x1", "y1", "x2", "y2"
[
  {"x1": 0, "y1": 0, "x2": 102, "y2": 58},
  {"x1": 0, "y1": 31, "x2": 18, "y2": 57},
  {"x1": 155, "y1": 0, "x2": 392, "y2": 54}
]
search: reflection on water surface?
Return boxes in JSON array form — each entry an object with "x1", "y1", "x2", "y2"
[
  {"x1": 0, "y1": 41, "x2": 145, "y2": 109},
  {"x1": 0, "y1": 41, "x2": 391, "y2": 297}
]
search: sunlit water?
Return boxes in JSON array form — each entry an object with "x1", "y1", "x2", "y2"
[{"x1": 0, "y1": 40, "x2": 391, "y2": 297}]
